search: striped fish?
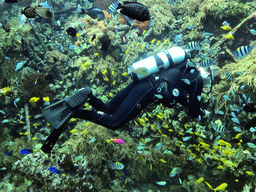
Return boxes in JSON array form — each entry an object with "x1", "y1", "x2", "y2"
[
  {"x1": 107, "y1": 0, "x2": 120, "y2": 14},
  {"x1": 199, "y1": 59, "x2": 216, "y2": 67},
  {"x1": 225, "y1": 72, "x2": 235, "y2": 80},
  {"x1": 187, "y1": 41, "x2": 200, "y2": 50},
  {"x1": 22, "y1": 7, "x2": 36, "y2": 18},
  {"x1": 233, "y1": 45, "x2": 252, "y2": 58},
  {"x1": 211, "y1": 122, "x2": 226, "y2": 133}
]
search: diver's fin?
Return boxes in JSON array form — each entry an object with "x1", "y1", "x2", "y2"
[
  {"x1": 42, "y1": 87, "x2": 92, "y2": 130},
  {"x1": 41, "y1": 125, "x2": 65, "y2": 153}
]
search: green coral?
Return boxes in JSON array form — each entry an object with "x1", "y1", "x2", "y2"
[{"x1": 208, "y1": 1, "x2": 250, "y2": 18}]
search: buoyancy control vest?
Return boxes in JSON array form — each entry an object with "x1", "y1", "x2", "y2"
[{"x1": 149, "y1": 61, "x2": 188, "y2": 107}]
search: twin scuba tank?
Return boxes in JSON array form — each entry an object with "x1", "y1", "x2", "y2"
[{"x1": 128, "y1": 47, "x2": 187, "y2": 80}]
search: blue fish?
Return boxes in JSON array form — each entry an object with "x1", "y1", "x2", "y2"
[
  {"x1": 250, "y1": 29, "x2": 256, "y2": 35},
  {"x1": 203, "y1": 32, "x2": 213, "y2": 38},
  {"x1": 174, "y1": 34, "x2": 182, "y2": 42},
  {"x1": 20, "y1": 149, "x2": 33, "y2": 155},
  {"x1": 49, "y1": 167, "x2": 61, "y2": 174},
  {"x1": 223, "y1": 95, "x2": 231, "y2": 101},
  {"x1": 167, "y1": 0, "x2": 175, "y2": 5},
  {"x1": 187, "y1": 25, "x2": 196, "y2": 29},
  {"x1": 4, "y1": 152, "x2": 12, "y2": 156},
  {"x1": 222, "y1": 21, "x2": 230, "y2": 26}
]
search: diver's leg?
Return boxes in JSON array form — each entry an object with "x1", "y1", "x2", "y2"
[
  {"x1": 73, "y1": 80, "x2": 154, "y2": 130},
  {"x1": 88, "y1": 82, "x2": 136, "y2": 114}
]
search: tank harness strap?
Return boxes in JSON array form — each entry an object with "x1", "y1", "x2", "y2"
[{"x1": 153, "y1": 54, "x2": 165, "y2": 71}]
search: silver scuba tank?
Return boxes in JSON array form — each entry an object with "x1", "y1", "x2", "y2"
[{"x1": 128, "y1": 47, "x2": 187, "y2": 80}]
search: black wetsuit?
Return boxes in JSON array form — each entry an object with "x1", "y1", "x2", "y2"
[{"x1": 73, "y1": 61, "x2": 203, "y2": 130}]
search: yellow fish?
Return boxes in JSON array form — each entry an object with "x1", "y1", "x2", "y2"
[
  {"x1": 85, "y1": 122, "x2": 90, "y2": 126},
  {"x1": 108, "y1": 93, "x2": 113, "y2": 98},
  {"x1": 142, "y1": 30, "x2": 146, "y2": 35},
  {"x1": 159, "y1": 159, "x2": 166, "y2": 163},
  {"x1": 151, "y1": 39, "x2": 156, "y2": 44},
  {"x1": 31, "y1": 137, "x2": 37, "y2": 140},
  {"x1": 221, "y1": 26, "x2": 232, "y2": 30},
  {"x1": 205, "y1": 181, "x2": 213, "y2": 190},
  {"x1": 245, "y1": 171, "x2": 254, "y2": 176},
  {"x1": 24, "y1": 132, "x2": 30, "y2": 135},
  {"x1": 196, "y1": 177, "x2": 204, "y2": 183},
  {"x1": 29, "y1": 97, "x2": 40, "y2": 103},
  {"x1": 70, "y1": 129, "x2": 77, "y2": 134},
  {"x1": 125, "y1": 49, "x2": 129, "y2": 54},
  {"x1": 235, "y1": 133, "x2": 243, "y2": 139},
  {"x1": 104, "y1": 77, "x2": 109, "y2": 82},
  {"x1": 82, "y1": 62, "x2": 90, "y2": 68},
  {"x1": 162, "y1": 124, "x2": 169, "y2": 129},
  {"x1": 94, "y1": 52, "x2": 99, "y2": 56},
  {"x1": 43, "y1": 97, "x2": 49, "y2": 103},
  {"x1": 102, "y1": 70, "x2": 108, "y2": 75},
  {"x1": 82, "y1": 130, "x2": 88, "y2": 134},
  {"x1": 213, "y1": 183, "x2": 228, "y2": 192},
  {"x1": 0, "y1": 86, "x2": 11, "y2": 95},
  {"x1": 217, "y1": 165, "x2": 224, "y2": 170},
  {"x1": 105, "y1": 139, "x2": 111, "y2": 144},
  {"x1": 225, "y1": 34, "x2": 234, "y2": 40}
]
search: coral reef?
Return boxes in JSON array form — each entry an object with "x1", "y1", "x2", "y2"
[{"x1": 1, "y1": 0, "x2": 256, "y2": 191}]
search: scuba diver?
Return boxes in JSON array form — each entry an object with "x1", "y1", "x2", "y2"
[{"x1": 41, "y1": 46, "x2": 213, "y2": 153}]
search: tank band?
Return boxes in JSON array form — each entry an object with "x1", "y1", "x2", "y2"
[{"x1": 163, "y1": 50, "x2": 174, "y2": 67}]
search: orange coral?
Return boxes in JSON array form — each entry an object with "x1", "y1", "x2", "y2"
[
  {"x1": 98, "y1": 21, "x2": 105, "y2": 28},
  {"x1": 81, "y1": 19, "x2": 87, "y2": 28},
  {"x1": 103, "y1": 10, "x2": 111, "y2": 19},
  {"x1": 118, "y1": 15, "x2": 128, "y2": 25},
  {"x1": 132, "y1": 20, "x2": 151, "y2": 34}
]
